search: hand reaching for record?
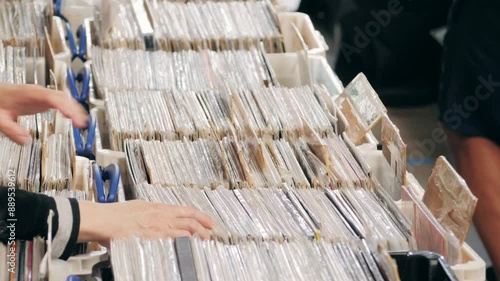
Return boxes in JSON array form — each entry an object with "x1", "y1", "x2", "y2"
[
  {"x1": 78, "y1": 200, "x2": 216, "y2": 247},
  {"x1": 0, "y1": 83, "x2": 88, "y2": 144}
]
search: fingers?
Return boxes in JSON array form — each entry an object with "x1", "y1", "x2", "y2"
[
  {"x1": 163, "y1": 229, "x2": 192, "y2": 239},
  {"x1": 172, "y1": 205, "x2": 216, "y2": 229},
  {"x1": 19, "y1": 85, "x2": 88, "y2": 128},
  {"x1": 171, "y1": 218, "x2": 212, "y2": 240},
  {"x1": 89, "y1": 201, "x2": 216, "y2": 243},
  {"x1": 41, "y1": 89, "x2": 88, "y2": 128},
  {"x1": 141, "y1": 228, "x2": 192, "y2": 240},
  {"x1": 0, "y1": 84, "x2": 88, "y2": 129},
  {"x1": 0, "y1": 111, "x2": 30, "y2": 145}
]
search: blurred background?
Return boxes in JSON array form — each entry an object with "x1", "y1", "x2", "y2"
[{"x1": 300, "y1": 0, "x2": 451, "y2": 106}]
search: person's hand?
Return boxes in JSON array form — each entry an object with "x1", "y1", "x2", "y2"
[
  {"x1": 78, "y1": 200, "x2": 216, "y2": 247},
  {"x1": 0, "y1": 83, "x2": 88, "y2": 145}
]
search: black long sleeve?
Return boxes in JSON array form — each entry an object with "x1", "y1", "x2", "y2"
[{"x1": 0, "y1": 186, "x2": 80, "y2": 260}]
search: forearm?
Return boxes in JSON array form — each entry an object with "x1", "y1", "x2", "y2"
[
  {"x1": 77, "y1": 201, "x2": 107, "y2": 244},
  {"x1": 0, "y1": 186, "x2": 80, "y2": 260}
]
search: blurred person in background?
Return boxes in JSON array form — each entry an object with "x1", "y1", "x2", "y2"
[
  {"x1": 439, "y1": 0, "x2": 500, "y2": 279},
  {"x1": 301, "y1": 0, "x2": 451, "y2": 106},
  {"x1": 338, "y1": 0, "x2": 451, "y2": 105}
]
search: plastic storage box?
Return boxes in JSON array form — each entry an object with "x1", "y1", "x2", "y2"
[
  {"x1": 278, "y1": 12, "x2": 329, "y2": 57},
  {"x1": 390, "y1": 251, "x2": 458, "y2": 281},
  {"x1": 266, "y1": 53, "x2": 343, "y2": 96}
]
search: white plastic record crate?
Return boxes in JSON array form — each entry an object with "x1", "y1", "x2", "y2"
[
  {"x1": 22, "y1": 16, "x2": 69, "y2": 86},
  {"x1": 49, "y1": 16, "x2": 72, "y2": 70},
  {"x1": 277, "y1": 12, "x2": 329, "y2": 57},
  {"x1": 58, "y1": 0, "x2": 95, "y2": 35},
  {"x1": 266, "y1": 52, "x2": 344, "y2": 96},
  {"x1": 357, "y1": 144, "x2": 486, "y2": 281}
]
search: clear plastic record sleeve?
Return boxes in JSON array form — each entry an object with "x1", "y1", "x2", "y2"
[
  {"x1": 372, "y1": 180, "x2": 414, "y2": 247},
  {"x1": 0, "y1": 1, "x2": 46, "y2": 56},
  {"x1": 324, "y1": 137, "x2": 354, "y2": 187},
  {"x1": 266, "y1": 140, "x2": 295, "y2": 186},
  {"x1": 92, "y1": 47, "x2": 273, "y2": 93},
  {"x1": 142, "y1": 1, "x2": 283, "y2": 53},
  {"x1": 134, "y1": 238, "x2": 399, "y2": 281},
  {"x1": 401, "y1": 185, "x2": 462, "y2": 265},
  {"x1": 124, "y1": 139, "x2": 147, "y2": 187},
  {"x1": 348, "y1": 188, "x2": 409, "y2": 250},
  {"x1": 292, "y1": 138, "x2": 332, "y2": 188}
]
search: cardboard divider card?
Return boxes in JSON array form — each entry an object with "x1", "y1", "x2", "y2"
[
  {"x1": 422, "y1": 156, "x2": 477, "y2": 244},
  {"x1": 341, "y1": 73, "x2": 387, "y2": 132},
  {"x1": 381, "y1": 115, "x2": 407, "y2": 198},
  {"x1": 338, "y1": 98, "x2": 369, "y2": 144},
  {"x1": 44, "y1": 27, "x2": 54, "y2": 87}
]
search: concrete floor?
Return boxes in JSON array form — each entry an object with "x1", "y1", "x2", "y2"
[{"x1": 387, "y1": 104, "x2": 492, "y2": 267}]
